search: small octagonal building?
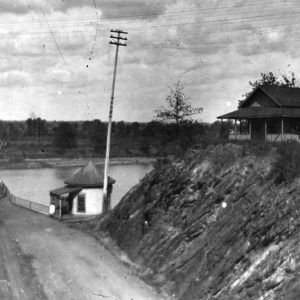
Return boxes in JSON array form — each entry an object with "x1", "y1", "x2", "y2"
[{"x1": 49, "y1": 160, "x2": 115, "y2": 218}]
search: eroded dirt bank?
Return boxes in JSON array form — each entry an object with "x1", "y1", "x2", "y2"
[{"x1": 99, "y1": 144, "x2": 300, "y2": 300}]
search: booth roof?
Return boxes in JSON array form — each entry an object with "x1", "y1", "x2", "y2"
[
  {"x1": 50, "y1": 186, "x2": 82, "y2": 197},
  {"x1": 64, "y1": 160, "x2": 116, "y2": 188}
]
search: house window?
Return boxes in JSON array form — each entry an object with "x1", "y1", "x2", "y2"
[{"x1": 77, "y1": 194, "x2": 86, "y2": 213}]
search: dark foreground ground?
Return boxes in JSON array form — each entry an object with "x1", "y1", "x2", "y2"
[{"x1": 0, "y1": 196, "x2": 166, "y2": 300}]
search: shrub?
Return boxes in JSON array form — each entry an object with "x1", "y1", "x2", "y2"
[
  {"x1": 210, "y1": 144, "x2": 239, "y2": 171},
  {"x1": 236, "y1": 140, "x2": 272, "y2": 157},
  {"x1": 271, "y1": 142, "x2": 300, "y2": 184},
  {"x1": 154, "y1": 156, "x2": 171, "y2": 169}
]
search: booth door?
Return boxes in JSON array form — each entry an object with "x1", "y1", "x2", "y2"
[{"x1": 251, "y1": 119, "x2": 265, "y2": 140}]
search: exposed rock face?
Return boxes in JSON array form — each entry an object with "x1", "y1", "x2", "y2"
[{"x1": 99, "y1": 144, "x2": 300, "y2": 300}]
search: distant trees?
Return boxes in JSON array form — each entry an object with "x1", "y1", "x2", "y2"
[
  {"x1": 0, "y1": 119, "x2": 226, "y2": 157},
  {"x1": 0, "y1": 121, "x2": 26, "y2": 140},
  {"x1": 25, "y1": 118, "x2": 47, "y2": 137},
  {"x1": 130, "y1": 122, "x2": 140, "y2": 138},
  {"x1": 82, "y1": 120, "x2": 106, "y2": 154},
  {"x1": 238, "y1": 71, "x2": 297, "y2": 108},
  {"x1": 155, "y1": 81, "x2": 203, "y2": 125},
  {"x1": 115, "y1": 120, "x2": 126, "y2": 137},
  {"x1": 53, "y1": 122, "x2": 77, "y2": 150}
]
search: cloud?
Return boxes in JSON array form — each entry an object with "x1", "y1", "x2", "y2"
[
  {"x1": 0, "y1": 1, "x2": 31, "y2": 15},
  {"x1": 59, "y1": 0, "x2": 173, "y2": 19},
  {"x1": 0, "y1": 70, "x2": 29, "y2": 87},
  {"x1": 0, "y1": 0, "x2": 173, "y2": 24},
  {"x1": 0, "y1": 0, "x2": 172, "y2": 20},
  {"x1": 0, "y1": 0, "x2": 298, "y2": 122}
]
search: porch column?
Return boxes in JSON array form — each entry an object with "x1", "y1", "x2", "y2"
[
  {"x1": 239, "y1": 120, "x2": 242, "y2": 134},
  {"x1": 249, "y1": 120, "x2": 252, "y2": 137},
  {"x1": 281, "y1": 118, "x2": 284, "y2": 141},
  {"x1": 234, "y1": 119, "x2": 237, "y2": 136},
  {"x1": 59, "y1": 199, "x2": 62, "y2": 219},
  {"x1": 264, "y1": 119, "x2": 267, "y2": 141}
]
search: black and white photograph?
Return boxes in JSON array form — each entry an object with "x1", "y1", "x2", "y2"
[{"x1": 0, "y1": 0, "x2": 300, "y2": 299}]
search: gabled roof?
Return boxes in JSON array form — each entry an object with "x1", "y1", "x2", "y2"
[
  {"x1": 218, "y1": 107, "x2": 300, "y2": 119},
  {"x1": 241, "y1": 85, "x2": 300, "y2": 108},
  {"x1": 261, "y1": 85, "x2": 300, "y2": 107},
  {"x1": 65, "y1": 160, "x2": 116, "y2": 188}
]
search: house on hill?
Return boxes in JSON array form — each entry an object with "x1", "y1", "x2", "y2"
[
  {"x1": 49, "y1": 160, "x2": 115, "y2": 218},
  {"x1": 218, "y1": 85, "x2": 300, "y2": 141}
]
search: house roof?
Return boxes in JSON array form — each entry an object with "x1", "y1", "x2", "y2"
[
  {"x1": 241, "y1": 85, "x2": 300, "y2": 108},
  {"x1": 64, "y1": 160, "x2": 116, "y2": 188},
  {"x1": 260, "y1": 85, "x2": 300, "y2": 107},
  {"x1": 218, "y1": 107, "x2": 300, "y2": 119},
  {"x1": 50, "y1": 186, "x2": 82, "y2": 197}
]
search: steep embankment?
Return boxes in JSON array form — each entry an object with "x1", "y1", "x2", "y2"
[{"x1": 99, "y1": 144, "x2": 300, "y2": 300}]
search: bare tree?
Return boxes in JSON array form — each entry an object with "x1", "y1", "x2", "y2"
[{"x1": 154, "y1": 81, "x2": 203, "y2": 125}]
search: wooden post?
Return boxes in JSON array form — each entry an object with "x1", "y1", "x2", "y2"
[
  {"x1": 264, "y1": 119, "x2": 267, "y2": 141},
  {"x1": 281, "y1": 118, "x2": 284, "y2": 141},
  {"x1": 59, "y1": 199, "x2": 62, "y2": 219},
  {"x1": 239, "y1": 120, "x2": 242, "y2": 134},
  {"x1": 234, "y1": 119, "x2": 237, "y2": 138},
  {"x1": 249, "y1": 120, "x2": 252, "y2": 138}
]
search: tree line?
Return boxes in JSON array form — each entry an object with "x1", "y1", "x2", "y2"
[
  {"x1": 0, "y1": 118, "x2": 232, "y2": 157},
  {"x1": 0, "y1": 80, "x2": 237, "y2": 158}
]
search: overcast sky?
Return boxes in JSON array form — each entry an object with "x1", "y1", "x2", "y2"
[{"x1": 1, "y1": 0, "x2": 300, "y2": 122}]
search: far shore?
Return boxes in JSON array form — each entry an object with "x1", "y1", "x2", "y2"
[{"x1": 0, "y1": 156, "x2": 157, "y2": 170}]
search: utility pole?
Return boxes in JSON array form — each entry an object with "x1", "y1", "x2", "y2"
[{"x1": 102, "y1": 29, "x2": 128, "y2": 213}]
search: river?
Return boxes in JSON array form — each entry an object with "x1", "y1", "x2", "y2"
[{"x1": 0, "y1": 163, "x2": 153, "y2": 208}]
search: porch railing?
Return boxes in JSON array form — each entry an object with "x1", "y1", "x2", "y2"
[
  {"x1": 229, "y1": 133, "x2": 250, "y2": 140},
  {"x1": 266, "y1": 133, "x2": 300, "y2": 142},
  {"x1": 229, "y1": 133, "x2": 300, "y2": 142}
]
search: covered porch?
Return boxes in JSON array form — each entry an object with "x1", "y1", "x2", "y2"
[
  {"x1": 218, "y1": 107, "x2": 300, "y2": 142},
  {"x1": 50, "y1": 186, "x2": 82, "y2": 219},
  {"x1": 228, "y1": 118, "x2": 300, "y2": 142}
]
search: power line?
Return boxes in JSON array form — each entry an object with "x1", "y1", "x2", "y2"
[
  {"x1": 5, "y1": 20, "x2": 300, "y2": 45},
  {"x1": 0, "y1": 2, "x2": 299, "y2": 60},
  {"x1": 0, "y1": 0, "x2": 297, "y2": 26},
  {"x1": 35, "y1": 0, "x2": 67, "y2": 66},
  {"x1": 89, "y1": 0, "x2": 99, "y2": 57},
  {"x1": 2, "y1": 8, "x2": 300, "y2": 37},
  {"x1": 0, "y1": 0, "x2": 298, "y2": 29},
  {"x1": 1, "y1": 26, "x2": 300, "y2": 56}
]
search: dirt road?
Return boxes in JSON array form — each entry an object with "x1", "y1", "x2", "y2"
[{"x1": 0, "y1": 196, "x2": 165, "y2": 300}]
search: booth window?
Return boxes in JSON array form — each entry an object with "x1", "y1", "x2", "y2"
[{"x1": 77, "y1": 194, "x2": 86, "y2": 212}]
